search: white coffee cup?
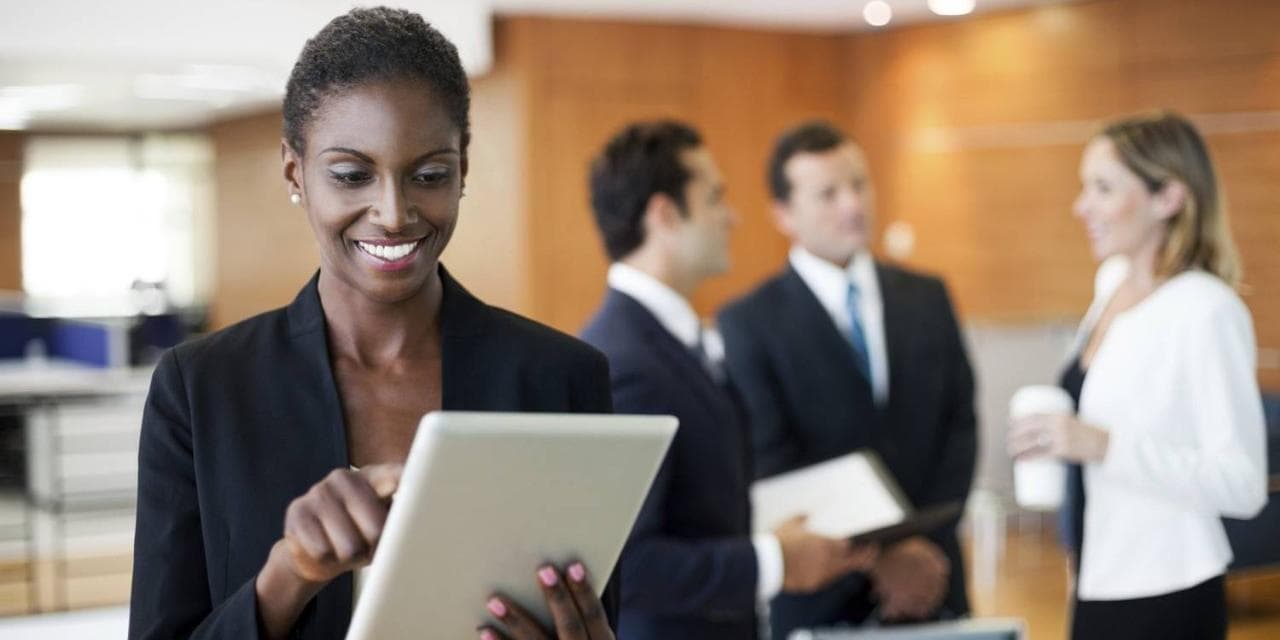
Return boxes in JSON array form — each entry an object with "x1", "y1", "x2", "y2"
[{"x1": 1009, "y1": 385, "x2": 1074, "y2": 510}]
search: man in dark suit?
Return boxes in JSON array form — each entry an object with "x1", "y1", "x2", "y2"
[
  {"x1": 580, "y1": 121, "x2": 878, "y2": 639},
  {"x1": 718, "y1": 121, "x2": 977, "y2": 639}
]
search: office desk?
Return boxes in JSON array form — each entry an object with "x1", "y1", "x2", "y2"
[
  {"x1": 0, "y1": 360, "x2": 151, "y2": 402},
  {"x1": 0, "y1": 359, "x2": 152, "y2": 612}
]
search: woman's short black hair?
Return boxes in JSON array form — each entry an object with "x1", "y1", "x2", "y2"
[
  {"x1": 282, "y1": 6, "x2": 471, "y2": 156},
  {"x1": 589, "y1": 121, "x2": 703, "y2": 262}
]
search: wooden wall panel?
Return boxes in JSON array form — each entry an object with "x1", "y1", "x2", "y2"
[
  {"x1": 0, "y1": 132, "x2": 22, "y2": 291},
  {"x1": 442, "y1": 23, "x2": 528, "y2": 314},
  {"x1": 209, "y1": 111, "x2": 317, "y2": 329}
]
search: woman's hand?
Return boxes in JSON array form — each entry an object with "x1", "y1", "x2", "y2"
[
  {"x1": 279, "y1": 464, "x2": 402, "y2": 582},
  {"x1": 1008, "y1": 413, "x2": 1109, "y2": 463},
  {"x1": 256, "y1": 464, "x2": 403, "y2": 639},
  {"x1": 478, "y1": 562, "x2": 614, "y2": 640}
]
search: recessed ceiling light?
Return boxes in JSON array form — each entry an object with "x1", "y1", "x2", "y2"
[
  {"x1": 928, "y1": 0, "x2": 977, "y2": 16},
  {"x1": 863, "y1": 0, "x2": 893, "y2": 27}
]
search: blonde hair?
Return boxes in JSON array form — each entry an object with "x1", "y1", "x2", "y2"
[{"x1": 1100, "y1": 111, "x2": 1241, "y2": 287}]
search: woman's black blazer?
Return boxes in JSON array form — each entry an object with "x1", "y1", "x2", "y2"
[{"x1": 128, "y1": 267, "x2": 615, "y2": 639}]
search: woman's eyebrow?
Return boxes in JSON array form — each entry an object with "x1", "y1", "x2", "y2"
[
  {"x1": 412, "y1": 148, "x2": 460, "y2": 164},
  {"x1": 318, "y1": 147, "x2": 460, "y2": 164},
  {"x1": 320, "y1": 146, "x2": 374, "y2": 163}
]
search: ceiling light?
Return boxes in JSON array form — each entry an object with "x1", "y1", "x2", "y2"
[
  {"x1": 134, "y1": 65, "x2": 282, "y2": 106},
  {"x1": 928, "y1": 0, "x2": 977, "y2": 16},
  {"x1": 0, "y1": 111, "x2": 28, "y2": 130},
  {"x1": 0, "y1": 84, "x2": 84, "y2": 111},
  {"x1": 863, "y1": 0, "x2": 893, "y2": 27}
]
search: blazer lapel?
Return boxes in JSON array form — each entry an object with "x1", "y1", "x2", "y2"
[
  {"x1": 876, "y1": 262, "x2": 909, "y2": 410},
  {"x1": 438, "y1": 265, "x2": 494, "y2": 411},
  {"x1": 283, "y1": 271, "x2": 355, "y2": 633},
  {"x1": 285, "y1": 271, "x2": 352, "y2": 469},
  {"x1": 781, "y1": 265, "x2": 872, "y2": 391},
  {"x1": 608, "y1": 289, "x2": 728, "y2": 413}
]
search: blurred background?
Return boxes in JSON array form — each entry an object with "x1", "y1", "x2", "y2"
[{"x1": 0, "y1": 0, "x2": 1277, "y2": 637}]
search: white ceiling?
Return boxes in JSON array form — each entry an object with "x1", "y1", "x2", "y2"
[{"x1": 0, "y1": 0, "x2": 1061, "y2": 132}]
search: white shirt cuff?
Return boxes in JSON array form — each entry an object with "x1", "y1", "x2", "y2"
[{"x1": 752, "y1": 533, "x2": 784, "y2": 602}]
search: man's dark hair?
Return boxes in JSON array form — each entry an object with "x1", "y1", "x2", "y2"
[
  {"x1": 589, "y1": 121, "x2": 703, "y2": 261},
  {"x1": 767, "y1": 120, "x2": 848, "y2": 202},
  {"x1": 282, "y1": 7, "x2": 471, "y2": 156}
]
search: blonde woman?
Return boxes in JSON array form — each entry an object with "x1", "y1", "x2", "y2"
[{"x1": 1008, "y1": 112, "x2": 1267, "y2": 639}]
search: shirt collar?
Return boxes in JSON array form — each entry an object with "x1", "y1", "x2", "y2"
[
  {"x1": 607, "y1": 262, "x2": 702, "y2": 349},
  {"x1": 788, "y1": 246, "x2": 880, "y2": 312}
]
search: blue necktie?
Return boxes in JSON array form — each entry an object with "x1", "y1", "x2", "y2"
[{"x1": 845, "y1": 281, "x2": 872, "y2": 383}]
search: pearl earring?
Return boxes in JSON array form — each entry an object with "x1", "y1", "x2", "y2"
[{"x1": 290, "y1": 193, "x2": 301, "y2": 206}]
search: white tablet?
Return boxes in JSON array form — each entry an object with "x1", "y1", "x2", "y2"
[{"x1": 345, "y1": 411, "x2": 677, "y2": 640}]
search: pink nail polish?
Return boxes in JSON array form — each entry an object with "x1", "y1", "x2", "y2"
[
  {"x1": 568, "y1": 563, "x2": 586, "y2": 583},
  {"x1": 538, "y1": 566, "x2": 559, "y2": 587},
  {"x1": 486, "y1": 597, "x2": 507, "y2": 618},
  {"x1": 480, "y1": 630, "x2": 497, "y2": 640}
]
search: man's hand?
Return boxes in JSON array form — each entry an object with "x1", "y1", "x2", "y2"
[
  {"x1": 870, "y1": 536, "x2": 949, "y2": 621},
  {"x1": 776, "y1": 516, "x2": 879, "y2": 593}
]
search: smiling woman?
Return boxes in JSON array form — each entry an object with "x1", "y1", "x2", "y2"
[
  {"x1": 285, "y1": 78, "x2": 463, "y2": 303},
  {"x1": 1006, "y1": 112, "x2": 1266, "y2": 640},
  {"x1": 127, "y1": 7, "x2": 619, "y2": 640}
]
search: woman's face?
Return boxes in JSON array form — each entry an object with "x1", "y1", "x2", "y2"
[
  {"x1": 284, "y1": 78, "x2": 465, "y2": 304},
  {"x1": 1072, "y1": 137, "x2": 1166, "y2": 262}
]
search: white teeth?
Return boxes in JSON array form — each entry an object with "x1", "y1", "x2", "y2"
[{"x1": 357, "y1": 240, "x2": 418, "y2": 261}]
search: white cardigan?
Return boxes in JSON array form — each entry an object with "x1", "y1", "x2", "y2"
[{"x1": 1073, "y1": 257, "x2": 1268, "y2": 600}]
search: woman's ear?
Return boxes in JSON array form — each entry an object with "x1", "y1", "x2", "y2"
[
  {"x1": 459, "y1": 155, "x2": 468, "y2": 196},
  {"x1": 1151, "y1": 179, "x2": 1188, "y2": 222},
  {"x1": 281, "y1": 139, "x2": 304, "y2": 202}
]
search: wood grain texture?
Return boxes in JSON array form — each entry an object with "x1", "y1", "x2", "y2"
[
  {"x1": 0, "y1": 132, "x2": 23, "y2": 291},
  {"x1": 208, "y1": 111, "x2": 317, "y2": 329}
]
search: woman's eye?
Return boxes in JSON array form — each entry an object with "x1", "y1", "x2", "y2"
[
  {"x1": 414, "y1": 168, "x2": 451, "y2": 185},
  {"x1": 329, "y1": 170, "x2": 371, "y2": 185}
]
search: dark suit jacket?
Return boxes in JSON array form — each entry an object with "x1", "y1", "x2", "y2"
[
  {"x1": 718, "y1": 262, "x2": 976, "y2": 638},
  {"x1": 129, "y1": 268, "x2": 618, "y2": 639},
  {"x1": 581, "y1": 289, "x2": 758, "y2": 640}
]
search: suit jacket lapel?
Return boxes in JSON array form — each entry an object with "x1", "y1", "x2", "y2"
[
  {"x1": 608, "y1": 289, "x2": 727, "y2": 410},
  {"x1": 438, "y1": 265, "x2": 491, "y2": 411},
  {"x1": 283, "y1": 271, "x2": 354, "y2": 633},
  {"x1": 781, "y1": 265, "x2": 872, "y2": 390},
  {"x1": 876, "y1": 262, "x2": 908, "y2": 410}
]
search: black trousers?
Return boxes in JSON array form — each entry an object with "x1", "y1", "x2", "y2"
[{"x1": 1071, "y1": 575, "x2": 1226, "y2": 640}]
